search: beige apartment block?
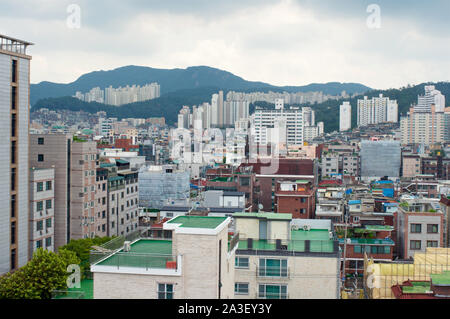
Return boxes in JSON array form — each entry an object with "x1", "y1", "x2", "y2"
[
  {"x1": 0, "y1": 35, "x2": 32, "y2": 275},
  {"x1": 91, "y1": 216, "x2": 237, "y2": 299},
  {"x1": 402, "y1": 154, "x2": 421, "y2": 178},
  {"x1": 70, "y1": 141, "x2": 99, "y2": 239},
  {"x1": 29, "y1": 168, "x2": 55, "y2": 258},
  {"x1": 233, "y1": 213, "x2": 340, "y2": 299}
]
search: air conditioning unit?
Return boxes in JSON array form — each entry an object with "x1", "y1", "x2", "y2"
[
  {"x1": 291, "y1": 225, "x2": 300, "y2": 231},
  {"x1": 329, "y1": 232, "x2": 334, "y2": 239},
  {"x1": 123, "y1": 241, "x2": 131, "y2": 252},
  {"x1": 303, "y1": 225, "x2": 311, "y2": 231}
]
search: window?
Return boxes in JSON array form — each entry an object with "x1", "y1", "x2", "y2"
[
  {"x1": 46, "y1": 200, "x2": 52, "y2": 210},
  {"x1": 36, "y1": 240, "x2": 42, "y2": 249},
  {"x1": 11, "y1": 195, "x2": 16, "y2": 218},
  {"x1": 11, "y1": 249, "x2": 16, "y2": 270},
  {"x1": 427, "y1": 224, "x2": 438, "y2": 234},
  {"x1": 38, "y1": 137, "x2": 44, "y2": 145},
  {"x1": 38, "y1": 154, "x2": 44, "y2": 162},
  {"x1": 12, "y1": 60, "x2": 17, "y2": 83},
  {"x1": 259, "y1": 259, "x2": 288, "y2": 277},
  {"x1": 37, "y1": 182, "x2": 44, "y2": 192},
  {"x1": 158, "y1": 284, "x2": 173, "y2": 299},
  {"x1": 410, "y1": 240, "x2": 421, "y2": 250},
  {"x1": 410, "y1": 224, "x2": 422, "y2": 233},
  {"x1": 11, "y1": 114, "x2": 16, "y2": 137},
  {"x1": 427, "y1": 241, "x2": 439, "y2": 248},
  {"x1": 11, "y1": 141, "x2": 16, "y2": 164},
  {"x1": 11, "y1": 222, "x2": 16, "y2": 245},
  {"x1": 46, "y1": 181, "x2": 52, "y2": 190},
  {"x1": 235, "y1": 257, "x2": 249, "y2": 269},
  {"x1": 258, "y1": 284, "x2": 287, "y2": 299},
  {"x1": 11, "y1": 168, "x2": 16, "y2": 191},
  {"x1": 46, "y1": 218, "x2": 52, "y2": 228},
  {"x1": 37, "y1": 220, "x2": 43, "y2": 231},
  {"x1": 37, "y1": 201, "x2": 44, "y2": 212},
  {"x1": 45, "y1": 237, "x2": 52, "y2": 247},
  {"x1": 11, "y1": 86, "x2": 17, "y2": 110},
  {"x1": 235, "y1": 283, "x2": 249, "y2": 295}
]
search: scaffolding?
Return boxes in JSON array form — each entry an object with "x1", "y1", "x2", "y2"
[
  {"x1": 138, "y1": 166, "x2": 190, "y2": 209},
  {"x1": 364, "y1": 248, "x2": 450, "y2": 299}
]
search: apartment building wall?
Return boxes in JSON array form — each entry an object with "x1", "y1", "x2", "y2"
[
  {"x1": 29, "y1": 168, "x2": 55, "y2": 257},
  {"x1": 0, "y1": 41, "x2": 31, "y2": 274},
  {"x1": 398, "y1": 209, "x2": 444, "y2": 259},
  {"x1": 30, "y1": 134, "x2": 71, "y2": 249},
  {"x1": 70, "y1": 141, "x2": 98, "y2": 239},
  {"x1": 95, "y1": 168, "x2": 108, "y2": 237},
  {"x1": 234, "y1": 255, "x2": 339, "y2": 299},
  {"x1": 402, "y1": 155, "x2": 421, "y2": 178},
  {"x1": 118, "y1": 172, "x2": 139, "y2": 236}
]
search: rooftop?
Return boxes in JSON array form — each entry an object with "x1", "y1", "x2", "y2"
[
  {"x1": 402, "y1": 281, "x2": 432, "y2": 294},
  {"x1": 94, "y1": 239, "x2": 174, "y2": 269},
  {"x1": 234, "y1": 212, "x2": 292, "y2": 221},
  {"x1": 238, "y1": 229, "x2": 335, "y2": 253},
  {"x1": 167, "y1": 215, "x2": 228, "y2": 229},
  {"x1": 431, "y1": 271, "x2": 450, "y2": 286}
]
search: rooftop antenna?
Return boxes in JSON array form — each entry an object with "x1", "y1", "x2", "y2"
[{"x1": 258, "y1": 204, "x2": 264, "y2": 213}]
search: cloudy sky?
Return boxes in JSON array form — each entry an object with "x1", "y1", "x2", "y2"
[{"x1": 1, "y1": 0, "x2": 449, "y2": 89}]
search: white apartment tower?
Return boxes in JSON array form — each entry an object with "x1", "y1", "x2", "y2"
[
  {"x1": 357, "y1": 94, "x2": 398, "y2": 127},
  {"x1": 340, "y1": 102, "x2": 352, "y2": 132},
  {"x1": 0, "y1": 35, "x2": 33, "y2": 274}
]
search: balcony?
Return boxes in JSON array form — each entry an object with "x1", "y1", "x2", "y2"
[{"x1": 257, "y1": 267, "x2": 290, "y2": 279}]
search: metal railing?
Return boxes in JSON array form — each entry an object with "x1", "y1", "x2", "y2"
[
  {"x1": 257, "y1": 267, "x2": 290, "y2": 278},
  {"x1": 91, "y1": 251, "x2": 177, "y2": 271},
  {"x1": 228, "y1": 232, "x2": 240, "y2": 252},
  {"x1": 237, "y1": 238, "x2": 338, "y2": 254},
  {"x1": 257, "y1": 292, "x2": 288, "y2": 299}
]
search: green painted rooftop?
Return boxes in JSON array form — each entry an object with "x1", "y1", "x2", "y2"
[
  {"x1": 295, "y1": 180, "x2": 310, "y2": 184},
  {"x1": 402, "y1": 281, "x2": 431, "y2": 294},
  {"x1": 365, "y1": 225, "x2": 394, "y2": 231},
  {"x1": 168, "y1": 215, "x2": 228, "y2": 229},
  {"x1": 96, "y1": 240, "x2": 173, "y2": 268},
  {"x1": 233, "y1": 212, "x2": 292, "y2": 220},
  {"x1": 53, "y1": 279, "x2": 93, "y2": 299},
  {"x1": 238, "y1": 229, "x2": 335, "y2": 253},
  {"x1": 431, "y1": 271, "x2": 450, "y2": 285}
]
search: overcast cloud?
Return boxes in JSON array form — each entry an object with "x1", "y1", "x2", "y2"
[{"x1": 1, "y1": 0, "x2": 449, "y2": 89}]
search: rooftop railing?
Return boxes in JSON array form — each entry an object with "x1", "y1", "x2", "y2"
[
  {"x1": 237, "y1": 237, "x2": 339, "y2": 254},
  {"x1": 0, "y1": 34, "x2": 33, "y2": 55},
  {"x1": 91, "y1": 251, "x2": 178, "y2": 271}
]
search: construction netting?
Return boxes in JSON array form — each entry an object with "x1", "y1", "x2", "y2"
[
  {"x1": 138, "y1": 166, "x2": 190, "y2": 209},
  {"x1": 364, "y1": 248, "x2": 450, "y2": 299}
]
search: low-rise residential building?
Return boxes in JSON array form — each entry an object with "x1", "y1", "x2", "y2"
[
  {"x1": 29, "y1": 168, "x2": 55, "y2": 257},
  {"x1": 396, "y1": 199, "x2": 444, "y2": 259},
  {"x1": 233, "y1": 213, "x2": 340, "y2": 299},
  {"x1": 275, "y1": 180, "x2": 316, "y2": 219},
  {"x1": 91, "y1": 215, "x2": 237, "y2": 299}
]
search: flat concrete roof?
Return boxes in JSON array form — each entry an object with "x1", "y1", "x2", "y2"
[{"x1": 167, "y1": 215, "x2": 228, "y2": 229}]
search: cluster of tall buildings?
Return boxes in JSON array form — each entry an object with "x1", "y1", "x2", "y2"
[
  {"x1": 357, "y1": 94, "x2": 398, "y2": 127},
  {"x1": 178, "y1": 91, "x2": 250, "y2": 130},
  {"x1": 74, "y1": 83, "x2": 161, "y2": 106},
  {"x1": 401, "y1": 85, "x2": 450, "y2": 145},
  {"x1": 226, "y1": 89, "x2": 353, "y2": 105},
  {"x1": 251, "y1": 100, "x2": 324, "y2": 147}
]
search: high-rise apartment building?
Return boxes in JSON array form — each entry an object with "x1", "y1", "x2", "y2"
[
  {"x1": 357, "y1": 94, "x2": 398, "y2": 127},
  {"x1": 0, "y1": 35, "x2": 33, "y2": 275},
  {"x1": 251, "y1": 106, "x2": 304, "y2": 146},
  {"x1": 340, "y1": 102, "x2": 352, "y2": 132},
  {"x1": 401, "y1": 87, "x2": 448, "y2": 145}
]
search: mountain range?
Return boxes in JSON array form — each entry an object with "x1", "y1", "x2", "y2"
[{"x1": 30, "y1": 65, "x2": 371, "y2": 106}]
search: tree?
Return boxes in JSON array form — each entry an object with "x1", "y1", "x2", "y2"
[{"x1": 0, "y1": 249, "x2": 81, "y2": 299}]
